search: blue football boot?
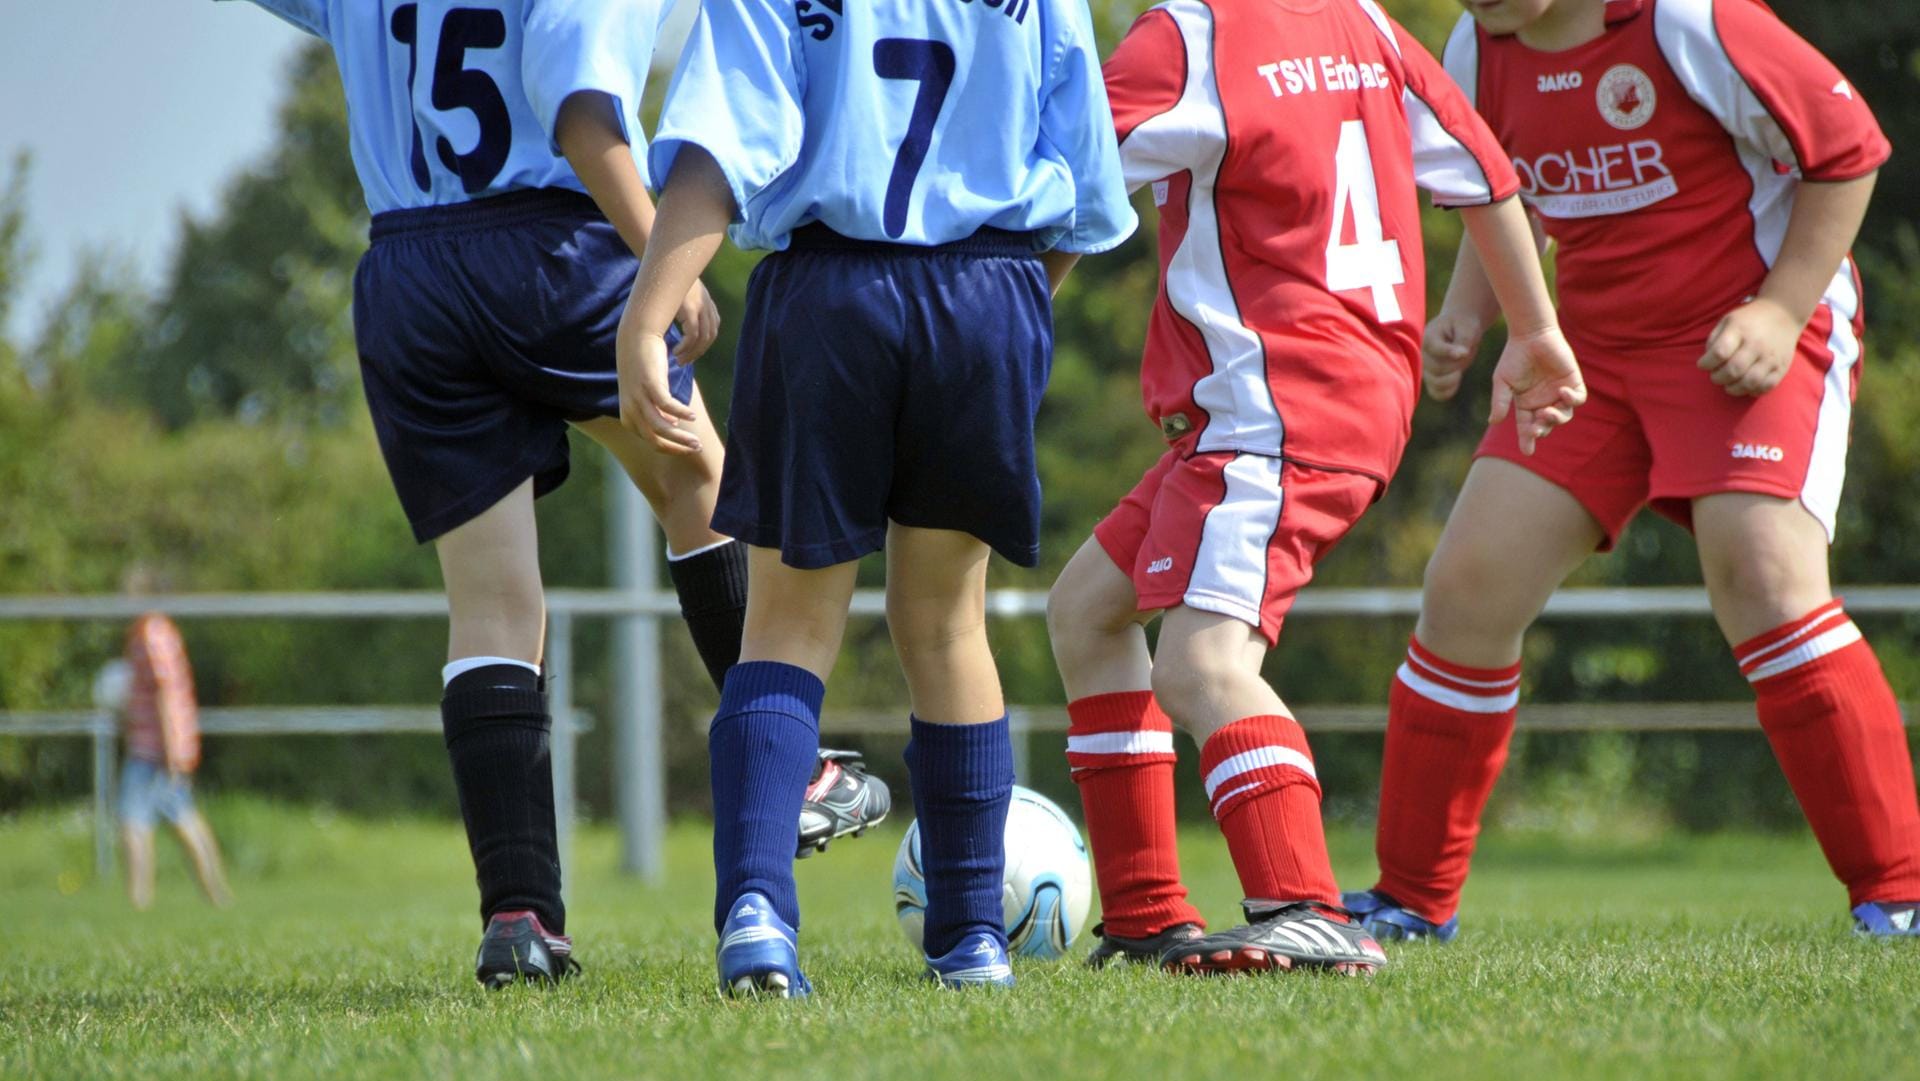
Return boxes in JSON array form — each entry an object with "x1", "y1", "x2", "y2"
[
  {"x1": 717, "y1": 891, "x2": 811, "y2": 998},
  {"x1": 1342, "y1": 889, "x2": 1460, "y2": 943},
  {"x1": 1852, "y1": 901, "x2": 1920, "y2": 937},
  {"x1": 925, "y1": 931, "x2": 1016, "y2": 989}
]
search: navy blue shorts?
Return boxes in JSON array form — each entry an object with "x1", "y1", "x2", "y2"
[
  {"x1": 353, "y1": 189, "x2": 694, "y2": 542},
  {"x1": 716, "y1": 226, "x2": 1053, "y2": 569}
]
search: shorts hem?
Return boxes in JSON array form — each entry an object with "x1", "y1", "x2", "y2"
[
  {"x1": 1471, "y1": 447, "x2": 1632, "y2": 551},
  {"x1": 712, "y1": 514, "x2": 888, "y2": 570},
  {"x1": 1139, "y1": 589, "x2": 1275, "y2": 644},
  {"x1": 406, "y1": 439, "x2": 567, "y2": 545},
  {"x1": 888, "y1": 512, "x2": 1040, "y2": 569}
]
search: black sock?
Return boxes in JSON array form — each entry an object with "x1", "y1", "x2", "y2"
[
  {"x1": 666, "y1": 540, "x2": 749, "y2": 691},
  {"x1": 441, "y1": 664, "x2": 564, "y2": 933}
]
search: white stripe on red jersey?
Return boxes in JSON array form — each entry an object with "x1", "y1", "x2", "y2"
[{"x1": 1103, "y1": 0, "x2": 1517, "y2": 480}]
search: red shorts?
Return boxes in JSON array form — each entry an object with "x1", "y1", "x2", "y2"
[
  {"x1": 1477, "y1": 291, "x2": 1863, "y2": 550},
  {"x1": 1093, "y1": 449, "x2": 1382, "y2": 646}
]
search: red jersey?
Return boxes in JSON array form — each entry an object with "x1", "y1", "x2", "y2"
[
  {"x1": 124, "y1": 612, "x2": 201, "y2": 772},
  {"x1": 1103, "y1": 0, "x2": 1517, "y2": 482},
  {"x1": 1445, "y1": 0, "x2": 1889, "y2": 351}
]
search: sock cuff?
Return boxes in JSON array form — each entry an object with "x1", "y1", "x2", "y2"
[
  {"x1": 665, "y1": 538, "x2": 748, "y2": 616},
  {"x1": 1735, "y1": 600, "x2": 1863, "y2": 683},
  {"x1": 442, "y1": 665, "x2": 549, "y2": 743},
  {"x1": 1200, "y1": 715, "x2": 1319, "y2": 815},
  {"x1": 1066, "y1": 691, "x2": 1173, "y2": 736},
  {"x1": 717, "y1": 660, "x2": 825, "y2": 727},
  {"x1": 905, "y1": 715, "x2": 1015, "y2": 791},
  {"x1": 1397, "y1": 638, "x2": 1522, "y2": 713},
  {"x1": 442, "y1": 655, "x2": 539, "y2": 686},
  {"x1": 1066, "y1": 693, "x2": 1177, "y2": 770}
]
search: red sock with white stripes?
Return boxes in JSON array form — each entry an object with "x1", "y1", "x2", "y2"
[
  {"x1": 1372, "y1": 638, "x2": 1522, "y2": 924},
  {"x1": 1738, "y1": 601, "x2": 1920, "y2": 905},
  {"x1": 1066, "y1": 692, "x2": 1204, "y2": 938},
  {"x1": 1199, "y1": 714, "x2": 1338, "y2": 907}
]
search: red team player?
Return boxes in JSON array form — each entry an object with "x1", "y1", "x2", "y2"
[
  {"x1": 1348, "y1": 0, "x2": 1920, "y2": 941},
  {"x1": 1046, "y1": 0, "x2": 1586, "y2": 974}
]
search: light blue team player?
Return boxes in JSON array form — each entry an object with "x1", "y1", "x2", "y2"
[
  {"x1": 616, "y1": 0, "x2": 1135, "y2": 994},
  {"x1": 219, "y1": 0, "x2": 888, "y2": 987}
]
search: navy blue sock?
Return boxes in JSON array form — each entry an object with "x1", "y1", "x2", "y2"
[
  {"x1": 904, "y1": 715, "x2": 1015, "y2": 957},
  {"x1": 709, "y1": 661, "x2": 822, "y2": 933}
]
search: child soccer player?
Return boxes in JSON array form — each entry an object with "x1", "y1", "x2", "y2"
[
  {"x1": 221, "y1": 0, "x2": 887, "y2": 986},
  {"x1": 1046, "y1": 0, "x2": 1586, "y2": 975},
  {"x1": 621, "y1": 0, "x2": 1134, "y2": 994},
  {"x1": 1348, "y1": 0, "x2": 1920, "y2": 941}
]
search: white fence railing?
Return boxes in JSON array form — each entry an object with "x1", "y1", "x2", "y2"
[{"x1": 5, "y1": 585, "x2": 1919, "y2": 886}]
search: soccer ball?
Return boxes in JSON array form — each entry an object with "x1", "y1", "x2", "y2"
[{"x1": 892, "y1": 785, "x2": 1092, "y2": 959}]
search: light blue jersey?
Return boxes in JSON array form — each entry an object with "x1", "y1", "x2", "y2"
[
  {"x1": 227, "y1": 0, "x2": 670, "y2": 213},
  {"x1": 649, "y1": 0, "x2": 1135, "y2": 253}
]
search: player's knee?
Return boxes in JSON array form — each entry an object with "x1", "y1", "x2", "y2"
[
  {"x1": 1418, "y1": 545, "x2": 1531, "y2": 649},
  {"x1": 1148, "y1": 640, "x2": 1232, "y2": 723}
]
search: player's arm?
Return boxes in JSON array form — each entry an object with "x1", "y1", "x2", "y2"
[
  {"x1": 1032, "y1": 0, "x2": 1138, "y2": 292},
  {"x1": 618, "y1": 0, "x2": 805, "y2": 453},
  {"x1": 1700, "y1": 173, "x2": 1875, "y2": 397},
  {"x1": 1426, "y1": 209, "x2": 1550, "y2": 402},
  {"x1": 1664, "y1": 1, "x2": 1889, "y2": 397},
  {"x1": 555, "y1": 92, "x2": 719, "y2": 362},
  {"x1": 1400, "y1": 21, "x2": 1581, "y2": 453}
]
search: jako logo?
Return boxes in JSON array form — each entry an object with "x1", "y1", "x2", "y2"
[
  {"x1": 1538, "y1": 71, "x2": 1583, "y2": 92},
  {"x1": 1146, "y1": 557, "x2": 1174, "y2": 574},
  {"x1": 1731, "y1": 443, "x2": 1785, "y2": 462}
]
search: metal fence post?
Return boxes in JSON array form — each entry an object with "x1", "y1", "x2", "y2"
[
  {"x1": 547, "y1": 611, "x2": 576, "y2": 899},
  {"x1": 1009, "y1": 706, "x2": 1032, "y2": 785},
  {"x1": 92, "y1": 712, "x2": 114, "y2": 878},
  {"x1": 608, "y1": 468, "x2": 666, "y2": 883}
]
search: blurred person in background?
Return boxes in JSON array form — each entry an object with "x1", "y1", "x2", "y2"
[{"x1": 97, "y1": 584, "x2": 233, "y2": 910}]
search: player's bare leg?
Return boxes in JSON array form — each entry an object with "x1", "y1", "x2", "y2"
[
  {"x1": 1355, "y1": 458, "x2": 1602, "y2": 938},
  {"x1": 1047, "y1": 537, "x2": 1156, "y2": 701},
  {"x1": 574, "y1": 393, "x2": 727, "y2": 557},
  {"x1": 1693, "y1": 492, "x2": 1920, "y2": 928},
  {"x1": 1414, "y1": 459, "x2": 1604, "y2": 667},
  {"x1": 738, "y1": 548, "x2": 858, "y2": 677},
  {"x1": 171, "y1": 810, "x2": 233, "y2": 907},
  {"x1": 123, "y1": 825, "x2": 156, "y2": 911},
  {"x1": 885, "y1": 524, "x2": 1003, "y2": 726},
  {"x1": 1149, "y1": 607, "x2": 1383, "y2": 974},
  {"x1": 434, "y1": 479, "x2": 546, "y2": 665}
]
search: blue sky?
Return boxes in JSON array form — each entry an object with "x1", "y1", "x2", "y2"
[{"x1": 0, "y1": 2, "x2": 694, "y2": 344}]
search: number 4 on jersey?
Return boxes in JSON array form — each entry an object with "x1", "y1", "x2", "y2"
[{"x1": 1326, "y1": 120, "x2": 1405, "y2": 322}]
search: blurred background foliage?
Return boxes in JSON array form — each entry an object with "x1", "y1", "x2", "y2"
[{"x1": 3, "y1": 0, "x2": 1919, "y2": 836}]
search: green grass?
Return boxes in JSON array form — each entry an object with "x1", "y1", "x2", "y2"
[{"x1": 3, "y1": 799, "x2": 1917, "y2": 1081}]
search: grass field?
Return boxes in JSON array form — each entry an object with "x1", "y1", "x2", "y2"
[{"x1": 4, "y1": 799, "x2": 1917, "y2": 1081}]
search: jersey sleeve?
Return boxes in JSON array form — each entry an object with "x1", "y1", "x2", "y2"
[
  {"x1": 1653, "y1": 0, "x2": 1889, "y2": 181},
  {"x1": 521, "y1": 0, "x2": 665, "y2": 162},
  {"x1": 1038, "y1": 0, "x2": 1137, "y2": 254},
  {"x1": 648, "y1": 0, "x2": 805, "y2": 217},
  {"x1": 1101, "y1": 7, "x2": 1194, "y2": 193},
  {"x1": 221, "y1": 0, "x2": 328, "y2": 39},
  {"x1": 1397, "y1": 20, "x2": 1518, "y2": 207}
]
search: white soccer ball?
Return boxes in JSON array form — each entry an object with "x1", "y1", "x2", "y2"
[{"x1": 892, "y1": 785, "x2": 1093, "y2": 960}]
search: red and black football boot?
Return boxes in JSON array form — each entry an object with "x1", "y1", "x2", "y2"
[
  {"x1": 1085, "y1": 921, "x2": 1205, "y2": 970},
  {"x1": 1162, "y1": 901, "x2": 1387, "y2": 976},
  {"x1": 474, "y1": 909, "x2": 579, "y2": 989},
  {"x1": 797, "y1": 749, "x2": 891, "y2": 858}
]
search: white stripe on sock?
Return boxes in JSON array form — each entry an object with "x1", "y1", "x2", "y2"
[
  {"x1": 1395, "y1": 663, "x2": 1519, "y2": 713},
  {"x1": 1744, "y1": 622, "x2": 1862, "y2": 682},
  {"x1": 1203, "y1": 746, "x2": 1316, "y2": 801},
  {"x1": 1405, "y1": 650, "x2": 1518, "y2": 691},
  {"x1": 1066, "y1": 731, "x2": 1176, "y2": 757},
  {"x1": 667, "y1": 537, "x2": 739, "y2": 562},
  {"x1": 1736, "y1": 607, "x2": 1849, "y2": 669}
]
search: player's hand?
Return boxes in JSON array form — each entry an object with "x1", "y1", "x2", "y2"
[
  {"x1": 1490, "y1": 324, "x2": 1585, "y2": 456},
  {"x1": 673, "y1": 278, "x2": 721, "y2": 363},
  {"x1": 1422, "y1": 309, "x2": 1488, "y2": 402},
  {"x1": 616, "y1": 304, "x2": 701, "y2": 455},
  {"x1": 1699, "y1": 297, "x2": 1800, "y2": 397}
]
